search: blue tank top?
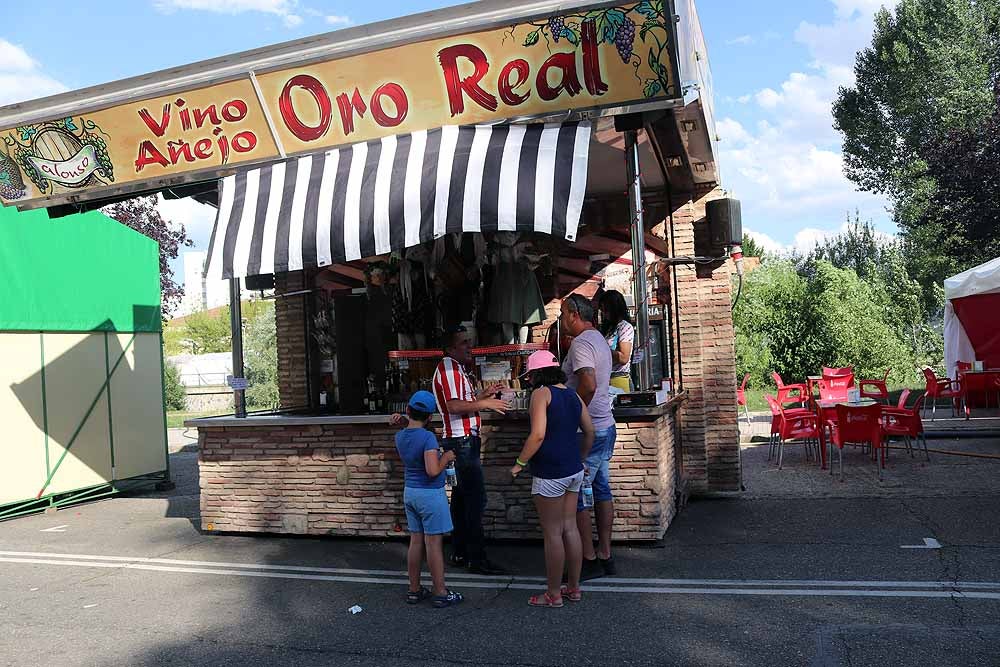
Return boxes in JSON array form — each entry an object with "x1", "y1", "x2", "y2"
[{"x1": 530, "y1": 386, "x2": 584, "y2": 480}]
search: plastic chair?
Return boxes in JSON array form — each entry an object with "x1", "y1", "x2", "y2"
[
  {"x1": 821, "y1": 369, "x2": 855, "y2": 397},
  {"x1": 771, "y1": 371, "x2": 808, "y2": 407},
  {"x1": 881, "y1": 391, "x2": 929, "y2": 461},
  {"x1": 860, "y1": 368, "x2": 890, "y2": 403},
  {"x1": 736, "y1": 373, "x2": 751, "y2": 427},
  {"x1": 825, "y1": 403, "x2": 884, "y2": 481},
  {"x1": 921, "y1": 367, "x2": 967, "y2": 420},
  {"x1": 766, "y1": 394, "x2": 821, "y2": 469},
  {"x1": 822, "y1": 366, "x2": 855, "y2": 383},
  {"x1": 817, "y1": 378, "x2": 849, "y2": 402}
]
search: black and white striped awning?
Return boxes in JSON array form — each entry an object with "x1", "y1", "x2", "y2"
[{"x1": 206, "y1": 122, "x2": 591, "y2": 280}]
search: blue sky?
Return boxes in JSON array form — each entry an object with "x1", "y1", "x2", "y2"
[{"x1": 0, "y1": 0, "x2": 893, "y2": 282}]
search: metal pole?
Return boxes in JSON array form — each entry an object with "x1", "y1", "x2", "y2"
[
  {"x1": 625, "y1": 129, "x2": 652, "y2": 391},
  {"x1": 229, "y1": 278, "x2": 247, "y2": 418}
]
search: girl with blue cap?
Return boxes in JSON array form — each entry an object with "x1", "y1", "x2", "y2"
[{"x1": 395, "y1": 389, "x2": 463, "y2": 608}]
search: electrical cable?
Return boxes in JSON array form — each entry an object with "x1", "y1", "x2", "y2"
[{"x1": 731, "y1": 272, "x2": 743, "y2": 312}]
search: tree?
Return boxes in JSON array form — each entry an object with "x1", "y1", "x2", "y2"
[
  {"x1": 183, "y1": 307, "x2": 231, "y2": 354},
  {"x1": 921, "y1": 82, "x2": 1000, "y2": 271},
  {"x1": 244, "y1": 302, "x2": 279, "y2": 411},
  {"x1": 103, "y1": 195, "x2": 192, "y2": 317},
  {"x1": 740, "y1": 233, "x2": 768, "y2": 260},
  {"x1": 833, "y1": 0, "x2": 997, "y2": 198},
  {"x1": 832, "y1": 0, "x2": 1000, "y2": 305},
  {"x1": 163, "y1": 360, "x2": 187, "y2": 411},
  {"x1": 733, "y1": 259, "x2": 922, "y2": 388}
]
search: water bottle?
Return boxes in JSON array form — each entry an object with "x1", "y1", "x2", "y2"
[
  {"x1": 581, "y1": 471, "x2": 594, "y2": 508},
  {"x1": 445, "y1": 462, "x2": 457, "y2": 487}
]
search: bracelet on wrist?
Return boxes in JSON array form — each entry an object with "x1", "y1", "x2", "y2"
[{"x1": 516, "y1": 458, "x2": 528, "y2": 467}]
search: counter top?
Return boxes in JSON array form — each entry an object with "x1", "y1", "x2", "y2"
[{"x1": 187, "y1": 392, "x2": 686, "y2": 428}]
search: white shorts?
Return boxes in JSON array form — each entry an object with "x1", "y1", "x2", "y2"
[{"x1": 531, "y1": 470, "x2": 585, "y2": 498}]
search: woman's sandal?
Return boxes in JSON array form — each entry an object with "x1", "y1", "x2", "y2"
[
  {"x1": 406, "y1": 586, "x2": 432, "y2": 605},
  {"x1": 433, "y1": 590, "x2": 464, "y2": 608},
  {"x1": 559, "y1": 586, "x2": 582, "y2": 602},
  {"x1": 528, "y1": 591, "x2": 564, "y2": 608}
]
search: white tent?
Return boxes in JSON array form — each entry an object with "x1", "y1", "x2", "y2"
[{"x1": 943, "y1": 256, "x2": 1000, "y2": 379}]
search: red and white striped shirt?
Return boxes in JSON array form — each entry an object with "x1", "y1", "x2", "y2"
[{"x1": 432, "y1": 356, "x2": 480, "y2": 438}]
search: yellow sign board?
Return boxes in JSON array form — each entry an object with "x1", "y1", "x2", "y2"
[{"x1": 0, "y1": 2, "x2": 676, "y2": 207}]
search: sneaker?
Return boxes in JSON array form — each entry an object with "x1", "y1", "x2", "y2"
[
  {"x1": 467, "y1": 559, "x2": 507, "y2": 575},
  {"x1": 433, "y1": 590, "x2": 464, "y2": 608},
  {"x1": 599, "y1": 556, "x2": 616, "y2": 576},
  {"x1": 580, "y1": 557, "x2": 604, "y2": 582}
]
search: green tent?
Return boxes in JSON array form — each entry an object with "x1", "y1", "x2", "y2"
[{"x1": 0, "y1": 205, "x2": 169, "y2": 519}]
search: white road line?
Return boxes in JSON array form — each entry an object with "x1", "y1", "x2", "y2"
[
  {"x1": 39, "y1": 526, "x2": 68, "y2": 533},
  {"x1": 0, "y1": 550, "x2": 543, "y2": 582},
  {"x1": 901, "y1": 538, "x2": 943, "y2": 549},
  {"x1": 2, "y1": 554, "x2": 1000, "y2": 600}
]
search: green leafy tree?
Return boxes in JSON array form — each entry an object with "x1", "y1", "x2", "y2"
[
  {"x1": 734, "y1": 259, "x2": 922, "y2": 389},
  {"x1": 183, "y1": 307, "x2": 231, "y2": 354},
  {"x1": 162, "y1": 324, "x2": 187, "y2": 356},
  {"x1": 832, "y1": 0, "x2": 1000, "y2": 307},
  {"x1": 740, "y1": 233, "x2": 768, "y2": 260},
  {"x1": 244, "y1": 302, "x2": 279, "y2": 411},
  {"x1": 163, "y1": 360, "x2": 187, "y2": 411}
]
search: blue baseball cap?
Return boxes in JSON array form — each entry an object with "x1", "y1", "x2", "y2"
[{"x1": 408, "y1": 390, "x2": 436, "y2": 412}]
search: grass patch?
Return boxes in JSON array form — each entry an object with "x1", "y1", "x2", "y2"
[{"x1": 166, "y1": 409, "x2": 231, "y2": 429}]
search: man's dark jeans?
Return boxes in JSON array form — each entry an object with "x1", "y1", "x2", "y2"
[{"x1": 440, "y1": 434, "x2": 486, "y2": 563}]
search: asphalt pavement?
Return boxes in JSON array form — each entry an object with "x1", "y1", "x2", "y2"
[{"x1": 1, "y1": 442, "x2": 999, "y2": 666}]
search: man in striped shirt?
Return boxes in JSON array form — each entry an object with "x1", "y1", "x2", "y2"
[{"x1": 433, "y1": 324, "x2": 509, "y2": 575}]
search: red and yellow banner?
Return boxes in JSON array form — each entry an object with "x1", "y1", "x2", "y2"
[{"x1": 0, "y1": 2, "x2": 676, "y2": 207}]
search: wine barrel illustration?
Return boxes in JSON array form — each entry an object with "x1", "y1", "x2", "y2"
[{"x1": 31, "y1": 127, "x2": 94, "y2": 189}]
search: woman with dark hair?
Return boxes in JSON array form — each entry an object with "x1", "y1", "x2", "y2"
[
  {"x1": 599, "y1": 290, "x2": 635, "y2": 392},
  {"x1": 510, "y1": 351, "x2": 595, "y2": 608}
]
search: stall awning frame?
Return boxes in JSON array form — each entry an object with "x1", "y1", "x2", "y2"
[{"x1": 207, "y1": 121, "x2": 591, "y2": 280}]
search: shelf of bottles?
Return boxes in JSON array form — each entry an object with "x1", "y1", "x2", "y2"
[{"x1": 378, "y1": 343, "x2": 548, "y2": 414}]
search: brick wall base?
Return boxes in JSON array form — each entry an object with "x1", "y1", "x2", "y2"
[{"x1": 199, "y1": 407, "x2": 682, "y2": 541}]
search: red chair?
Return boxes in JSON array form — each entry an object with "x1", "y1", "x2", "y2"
[
  {"x1": 771, "y1": 371, "x2": 808, "y2": 407},
  {"x1": 766, "y1": 394, "x2": 821, "y2": 469},
  {"x1": 825, "y1": 403, "x2": 884, "y2": 481},
  {"x1": 881, "y1": 391, "x2": 928, "y2": 461},
  {"x1": 822, "y1": 370, "x2": 855, "y2": 398},
  {"x1": 817, "y1": 378, "x2": 849, "y2": 402},
  {"x1": 765, "y1": 392, "x2": 813, "y2": 462},
  {"x1": 736, "y1": 373, "x2": 751, "y2": 426},
  {"x1": 860, "y1": 368, "x2": 890, "y2": 403},
  {"x1": 921, "y1": 367, "x2": 967, "y2": 420}
]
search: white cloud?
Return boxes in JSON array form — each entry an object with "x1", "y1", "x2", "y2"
[
  {"x1": 717, "y1": 1, "x2": 896, "y2": 247},
  {"x1": 0, "y1": 39, "x2": 66, "y2": 105},
  {"x1": 325, "y1": 14, "x2": 351, "y2": 26},
  {"x1": 744, "y1": 228, "x2": 785, "y2": 255},
  {"x1": 726, "y1": 35, "x2": 754, "y2": 46},
  {"x1": 154, "y1": 0, "x2": 303, "y2": 27},
  {"x1": 736, "y1": 94, "x2": 751, "y2": 104}
]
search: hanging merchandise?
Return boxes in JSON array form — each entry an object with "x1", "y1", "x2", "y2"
[
  {"x1": 389, "y1": 252, "x2": 430, "y2": 350},
  {"x1": 486, "y1": 232, "x2": 546, "y2": 344}
]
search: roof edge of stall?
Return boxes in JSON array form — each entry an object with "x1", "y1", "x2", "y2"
[{"x1": 0, "y1": 0, "x2": 642, "y2": 129}]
